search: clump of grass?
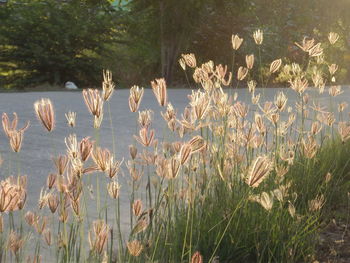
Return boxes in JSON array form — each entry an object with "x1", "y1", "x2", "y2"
[{"x1": 0, "y1": 30, "x2": 349, "y2": 263}]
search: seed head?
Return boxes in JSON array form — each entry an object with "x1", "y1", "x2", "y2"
[
  {"x1": 79, "y1": 137, "x2": 94, "y2": 162},
  {"x1": 309, "y1": 194, "x2": 325, "y2": 212},
  {"x1": 88, "y1": 220, "x2": 109, "y2": 255},
  {"x1": 308, "y1": 43, "x2": 323, "y2": 57},
  {"x1": 270, "y1": 59, "x2": 282, "y2": 73},
  {"x1": 246, "y1": 155, "x2": 272, "y2": 187},
  {"x1": 82, "y1": 89, "x2": 103, "y2": 117},
  {"x1": 328, "y1": 32, "x2": 339, "y2": 45},
  {"x1": 253, "y1": 29, "x2": 263, "y2": 45},
  {"x1": 181, "y1": 53, "x2": 197, "y2": 68},
  {"x1": 151, "y1": 78, "x2": 167, "y2": 107},
  {"x1": 65, "y1": 111, "x2": 76, "y2": 128},
  {"x1": 246, "y1": 54, "x2": 254, "y2": 69},
  {"x1": 2, "y1": 112, "x2": 29, "y2": 138},
  {"x1": 134, "y1": 127, "x2": 155, "y2": 147},
  {"x1": 237, "y1": 66, "x2": 248, "y2": 81},
  {"x1": 179, "y1": 142, "x2": 192, "y2": 165},
  {"x1": 34, "y1": 98, "x2": 55, "y2": 132},
  {"x1": 231, "y1": 34, "x2": 243, "y2": 50},
  {"x1": 102, "y1": 69, "x2": 115, "y2": 101},
  {"x1": 7, "y1": 231, "x2": 24, "y2": 256},
  {"x1": 92, "y1": 147, "x2": 111, "y2": 172},
  {"x1": 133, "y1": 199, "x2": 143, "y2": 217},
  {"x1": 295, "y1": 37, "x2": 315, "y2": 52},
  {"x1": 191, "y1": 251, "x2": 203, "y2": 263},
  {"x1": 179, "y1": 58, "x2": 186, "y2": 70},
  {"x1": 127, "y1": 240, "x2": 143, "y2": 257},
  {"x1": 107, "y1": 181, "x2": 120, "y2": 199},
  {"x1": 129, "y1": 86, "x2": 144, "y2": 112}
]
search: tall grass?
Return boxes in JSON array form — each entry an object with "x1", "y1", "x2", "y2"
[{"x1": 0, "y1": 31, "x2": 349, "y2": 263}]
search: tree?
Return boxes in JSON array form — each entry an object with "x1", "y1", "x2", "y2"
[{"x1": 0, "y1": 0, "x2": 124, "y2": 88}]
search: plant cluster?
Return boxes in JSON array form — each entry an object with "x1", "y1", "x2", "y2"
[{"x1": 0, "y1": 32, "x2": 349, "y2": 263}]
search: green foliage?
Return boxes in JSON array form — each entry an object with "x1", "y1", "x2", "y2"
[{"x1": 0, "y1": 0, "x2": 124, "y2": 88}]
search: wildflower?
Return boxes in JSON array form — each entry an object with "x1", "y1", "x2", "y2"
[
  {"x1": 129, "y1": 86, "x2": 144, "y2": 112},
  {"x1": 237, "y1": 66, "x2": 248, "y2": 81},
  {"x1": 246, "y1": 155, "x2": 272, "y2": 187},
  {"x1": 270, "y1": 59, "x2": 282, "y2": 73},
  {"x1": 107, "y1": 181, "x2": 120, "y2": 199},
  {"x1": 2, "y1": 112, "x2": 29, "y2": 138},
  {"x1": 65, "y1": 111, "x2": 76, "y2": 127},
  {"x1": 151, "y1": 78, "x2": 167, "y2": 107},
  {"x1": 102, "y1": 69, "x2": 115, "y2": 101},
  {"x1": 82, "y1": 89, "x2": 103, "y2": 117},
  {"x1": 245, "y1": 54, "x2": 255, "y2": 69},
  {"x1": 191, "y1": 251, "x2": 203, "y2": 263},
  {"x1": 34, "y1": 98, "x2": 55, "y2": 132},
  {"x1": 127, "y1": 240, "x2": 143, "y2": 257},
  {"x1": 253, "y1": 29, "x2": 263, "y2": 45},
  {"x1": 181, "y1": 53, "x2": 197, "y2": 68},
  {"x1": 231, "y1": 34, "x2": 243, "y2": 50},
  {"x1": 328, "y1": 32, "x2": 339, "y2": 45}
]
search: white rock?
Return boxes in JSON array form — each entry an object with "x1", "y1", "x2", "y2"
[{"x1": 65, "y1": 81, "x2": 78, "y2": 90}]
